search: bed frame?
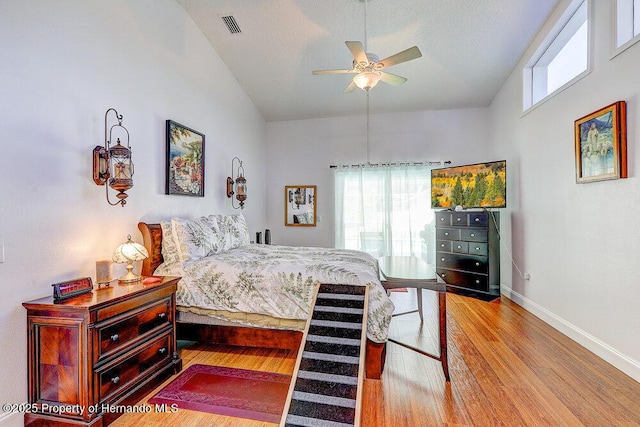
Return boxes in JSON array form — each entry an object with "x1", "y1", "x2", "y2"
[{"x1": 137, "y1": 222, "x2": 386, "y2": 379}]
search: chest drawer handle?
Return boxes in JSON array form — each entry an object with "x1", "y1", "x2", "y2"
[
  {"x1": 159, "y1": 347, "x2": 167, "y2": 355},
  {"x1": 111, "y1": 376, "x2": 120, "y2": 385},
  {"x1": 440, "y1": 243, "x2": 445, "y2": 248},
  {"x1": 476, "y1": 262, "x2": 480, "y2": 266},
  {"x1": 474, "y1": 217, "x2": 480, "y2": 222},
  {"x1": 110, "y1": 334, "x2": 119, "y2": 342},
  {"x1": 444, "y1": 232, "x2": 449, "y2": 236},
  {"x1": 475, "y1": 279, "x2": 480, "y2": 284},
  {"x1": 457, "y1": 245, "x2": 461, "y2": 249},
  {"x1": 456, "y1": 218, "x2": 461, "y2": 222},
  {"x1": 158, "y1": 312, "x2": 167, "y2": 320},
  {"x1": 475, "y1": 247, "x2": 480, "y2": 251},
  {"x1": 441, "y1": 257, "x2": 445, "y2": 262},
  {"x1": 470, "y1": 233, "x2": 475, "y2": 237}
]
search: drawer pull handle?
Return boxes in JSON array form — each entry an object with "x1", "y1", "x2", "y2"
[
  {"x1": 475, "y1": 280, "x2": 480, "y2": 284},
  {"x1": 441, "y1": 257, "x2": 445, "y2": 261},
  {"x1": 456, "y1": 218, "x2": 461, "y2": 222},
  {"x1": 475, "y1": 247, "x2": 480, "y2": 250},
  {"x1": 475, "y1": 218, "x2": 480, "y2": 222},
  {"x1": 440, "y1": 243, "x2": 445, "y2": 247},
  {"x1": 444, "y1": 232, "x2": 449, "y2": 236},
  {"x1": 111, "y1": 376, "x2": 120, "y2": 385},
  {"x1": 457, "y1": 245, "x2": 461, "y2": 249},
  {"x1": 470, "y1": 233, "x2": 475, "y2": 237},
  {"x1": 440, "y1": 273, "x2": 446, "y2": 277},
  {"x1": 159, "y1": 347, "x2": 167, "y2": 355},
  {"x1": 440, "y1": 217, "x2": 445, "y2": 221},
  {"x1": 476, "y1": 262, "x2": 480, "y2": 266},
  {"x1": 158, "y1": 312, "x2": 167, "y2": 319},
  {"x1": 110, "y1": 334, "x2": 119, "y2": 342}
]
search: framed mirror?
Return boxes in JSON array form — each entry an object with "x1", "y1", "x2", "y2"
[{"x1": 285, "y1": 185, "x2": 316, "y2": 226}]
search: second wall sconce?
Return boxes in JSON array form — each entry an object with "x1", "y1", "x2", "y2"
[
  {"x1": 93, "y1": 108, "x2": 134, "y2": 206},
  {"x1": 226, "y1": 157, "x2": 247, "y2": 209}
]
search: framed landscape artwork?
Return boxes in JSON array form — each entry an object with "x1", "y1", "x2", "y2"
[
  {"x1": 166, "y1": 120, "x2": 205, "y2": 196},
  {"x1": 574, "y1": 101, "x2": 627, "y2": 183},
  {"x1": 285, "y1": 185, "x2": 316, "y2": 226}
]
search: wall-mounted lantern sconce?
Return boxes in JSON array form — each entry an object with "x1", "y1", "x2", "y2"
[
  {"x1": 288, "y1": 187, "x2": 307, "y2": 210},
  {"x1": 93, "y1": 108, "x2": 134, "y2": 207},
  {"x1": 226, "y1": 157, "x2": 247, "y2": 209}
]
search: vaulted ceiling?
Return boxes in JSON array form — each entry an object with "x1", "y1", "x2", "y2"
[{"x1": 177, "y1": 0, "x2": 559, "y2": 122}]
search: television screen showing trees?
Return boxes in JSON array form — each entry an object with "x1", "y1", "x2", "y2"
[{"x1": 431, "y1": 160, "x2": 506, "y2": 209}]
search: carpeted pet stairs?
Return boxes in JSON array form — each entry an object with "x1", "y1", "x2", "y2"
[{"x1": 280, "y1": 283, "x2": 368, "y2": 427}]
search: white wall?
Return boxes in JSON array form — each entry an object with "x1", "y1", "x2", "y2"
[
  {"x1": 0, "y1": 1, "x2": 266, "y2": 424},
  {"x1": 266, "y1": 108, "x2": 494, "y2": 248},
  {"x1": 491, "y1": 0, "x2": 640, "y2": 381}
]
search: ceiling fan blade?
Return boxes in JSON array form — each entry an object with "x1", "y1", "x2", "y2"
[
  {"x1": 380, "y1": 72, "x2": 407, "y2": 86},
  {"x1": 312, "y1": 69, "x2": 355, "y2": 75},
  {"x1": 345, "y1": 41, "x2": 368, "y2": 64},
  {"x1": 343, "y1": 81, "x2": 357, "y2": 93},
  {"x1": 377, "y1": 46, "x2": 422, "y2": 69}
]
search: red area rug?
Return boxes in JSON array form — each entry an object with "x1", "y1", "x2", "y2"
[{"x1": 148, "y1": 364, "x2": 291, "y2": 423}]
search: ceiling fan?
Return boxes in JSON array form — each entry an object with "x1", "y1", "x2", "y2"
[
  {"x1": 312, "y1": 0, "x2": 422, "y2": 93},
  {"x1": 313, "y1": 41, "x2": 422, "y2": 93}
]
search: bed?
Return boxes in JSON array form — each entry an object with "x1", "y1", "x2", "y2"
[{"x1": 137, "y1": 215, "x2": 394, "y2": 379}]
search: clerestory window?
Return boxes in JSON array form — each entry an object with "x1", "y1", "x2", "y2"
[{"x1": 523, "y1": 0, "x2": 590, "y2": 111}]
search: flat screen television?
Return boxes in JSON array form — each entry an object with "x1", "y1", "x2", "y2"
[{"x1": 431, "y1": 160, "x2": 506, "y2": 209}]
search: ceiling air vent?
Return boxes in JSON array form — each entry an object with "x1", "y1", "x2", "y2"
[{"x1": 220, "y1": 15, "x2": 242, "y2": 35}]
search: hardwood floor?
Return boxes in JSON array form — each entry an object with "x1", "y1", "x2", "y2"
[{"x1": 112, "y1": 291, "x2": 640, "y2": 426}]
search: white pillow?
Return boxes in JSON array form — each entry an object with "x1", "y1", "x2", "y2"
[
  {"x1": 210, "y1": 213, "x2": 250, "y2": 250},
  {"x1": 171, "y1": 216, "x2": 224, "y2": 262},
  {"x1": 160, "y1": 221, "x2": 181, "y2": 266}
]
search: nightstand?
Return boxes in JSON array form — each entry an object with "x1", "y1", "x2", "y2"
[{"x1": 23, "y1": 276, "x2": 182, "y2": 426}]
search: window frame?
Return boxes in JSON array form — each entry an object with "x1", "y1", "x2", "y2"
[
  {"x1": 522, "y1": 0, "x2": 592, "y2": 113},
  {"x1": 612, "y1": 0, "x2": 640, "y2": 58}
]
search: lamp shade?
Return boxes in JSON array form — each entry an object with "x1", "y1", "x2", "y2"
[
  {"x1": 112, "y1": 235, "x2": 148, "y2": 283},
  {"x1": 353, "y1": 71, "x2": 381, "y2": 91}
]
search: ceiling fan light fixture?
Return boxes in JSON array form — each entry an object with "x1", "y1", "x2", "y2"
[{"x1": 353, "y1": 71, "x2": 381, "y2": 91}]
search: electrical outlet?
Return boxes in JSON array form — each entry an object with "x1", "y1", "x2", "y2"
[{"x1": 523, "y1": 272, "x2": 531, "y2": 280}]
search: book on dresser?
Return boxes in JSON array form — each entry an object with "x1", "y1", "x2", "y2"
[
  {"x1": 22, "y1": 275, "x2": 182, "y2": 427},
  {"x1": 435, "y1": 210, "x2": 500, "y2": 301}
]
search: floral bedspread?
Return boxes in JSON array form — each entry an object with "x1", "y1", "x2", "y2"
[{"x1": 155, "y1": 244, "x2": 394, "y2": 343}]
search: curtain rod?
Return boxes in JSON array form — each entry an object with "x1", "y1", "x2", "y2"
[{"x1": 329, "y1": 160, "x2": 451, "y2": 169}]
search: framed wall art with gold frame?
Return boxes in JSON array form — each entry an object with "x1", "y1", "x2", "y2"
[
  {"x1": 284, "y1": 185, "x2": 316, "y2": 226},
  {"x1": 574, "y1": 101, "x2": 627, "y2": 183}
]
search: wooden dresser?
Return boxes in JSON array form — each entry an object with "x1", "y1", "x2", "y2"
[
  {"x1": 23, "y1": 276, "x2": 182, "y2": 426},
  {"x1": 435, "y1": 210, "x2": 500, "y2": 300}
]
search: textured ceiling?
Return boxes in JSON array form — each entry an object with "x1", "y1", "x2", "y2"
[{"x1": 177, "y1": 0, "x2": 559, "y2": 122}]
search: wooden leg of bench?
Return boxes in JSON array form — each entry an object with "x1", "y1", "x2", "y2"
[{"x1": 365, "y1": 340, "x2": 386, "y2": 379}]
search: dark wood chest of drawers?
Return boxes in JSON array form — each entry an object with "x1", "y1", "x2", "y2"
[
  {"x1": 435, "y1": 211, "x2": 500, "y2": 299},
  {"x1": 23, "y1": 276, "x2": 182, "y2": 426}
]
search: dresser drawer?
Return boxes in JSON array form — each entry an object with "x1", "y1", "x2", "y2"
[
  {"x1": 452, "y1": 241, "x2": 469, "y2": 254},
  {"x1": 469, "y1": 213, "x2": 489, "y2": 226},
  {"x1": 97, "y1": 331, "x2": 172, "y2": 403},
  {"x1": 460, "y1": 228, "x2": 487, "y2": 242},
  {"x1": 96, "y1": 298, "x2": 172, "y2": 362},
  {"x1": 436, "y1": 240, "x2": 452, "y2": 252},
  {"x1": 452, "y1": 212, "x2": 467, "y2": 225},
  {"x1": 436, "y1": 268, "x2": 489, "y2": 292},
  {"x1": 437, "y1": 253, "x2": 488, "y2": 274},
  {"x1": 436, "y1": 212, "x2": 451, "y2": 225},
  {"x1": 436, "y1": 227, "x2": 460, "y2": 240},
  {"x1": 468, "y1": 242, "x2": 488, "y2": 256}
]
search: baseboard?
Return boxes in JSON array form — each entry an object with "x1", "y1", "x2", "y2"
[
  {"x1": 0, "y1": 411, "x2": 22, "y2": 427},
  {"x1": 501, "y1": 286, "x2": 640, "y2": 383}
]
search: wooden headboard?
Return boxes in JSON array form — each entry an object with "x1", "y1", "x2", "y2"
[{"x1": 137, "y1": 222, "x2": 164, "y2": 276}]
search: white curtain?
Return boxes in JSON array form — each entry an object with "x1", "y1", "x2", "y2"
[{"x1": 334, "y1": 164, "x2": 436, "y2": 264}]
